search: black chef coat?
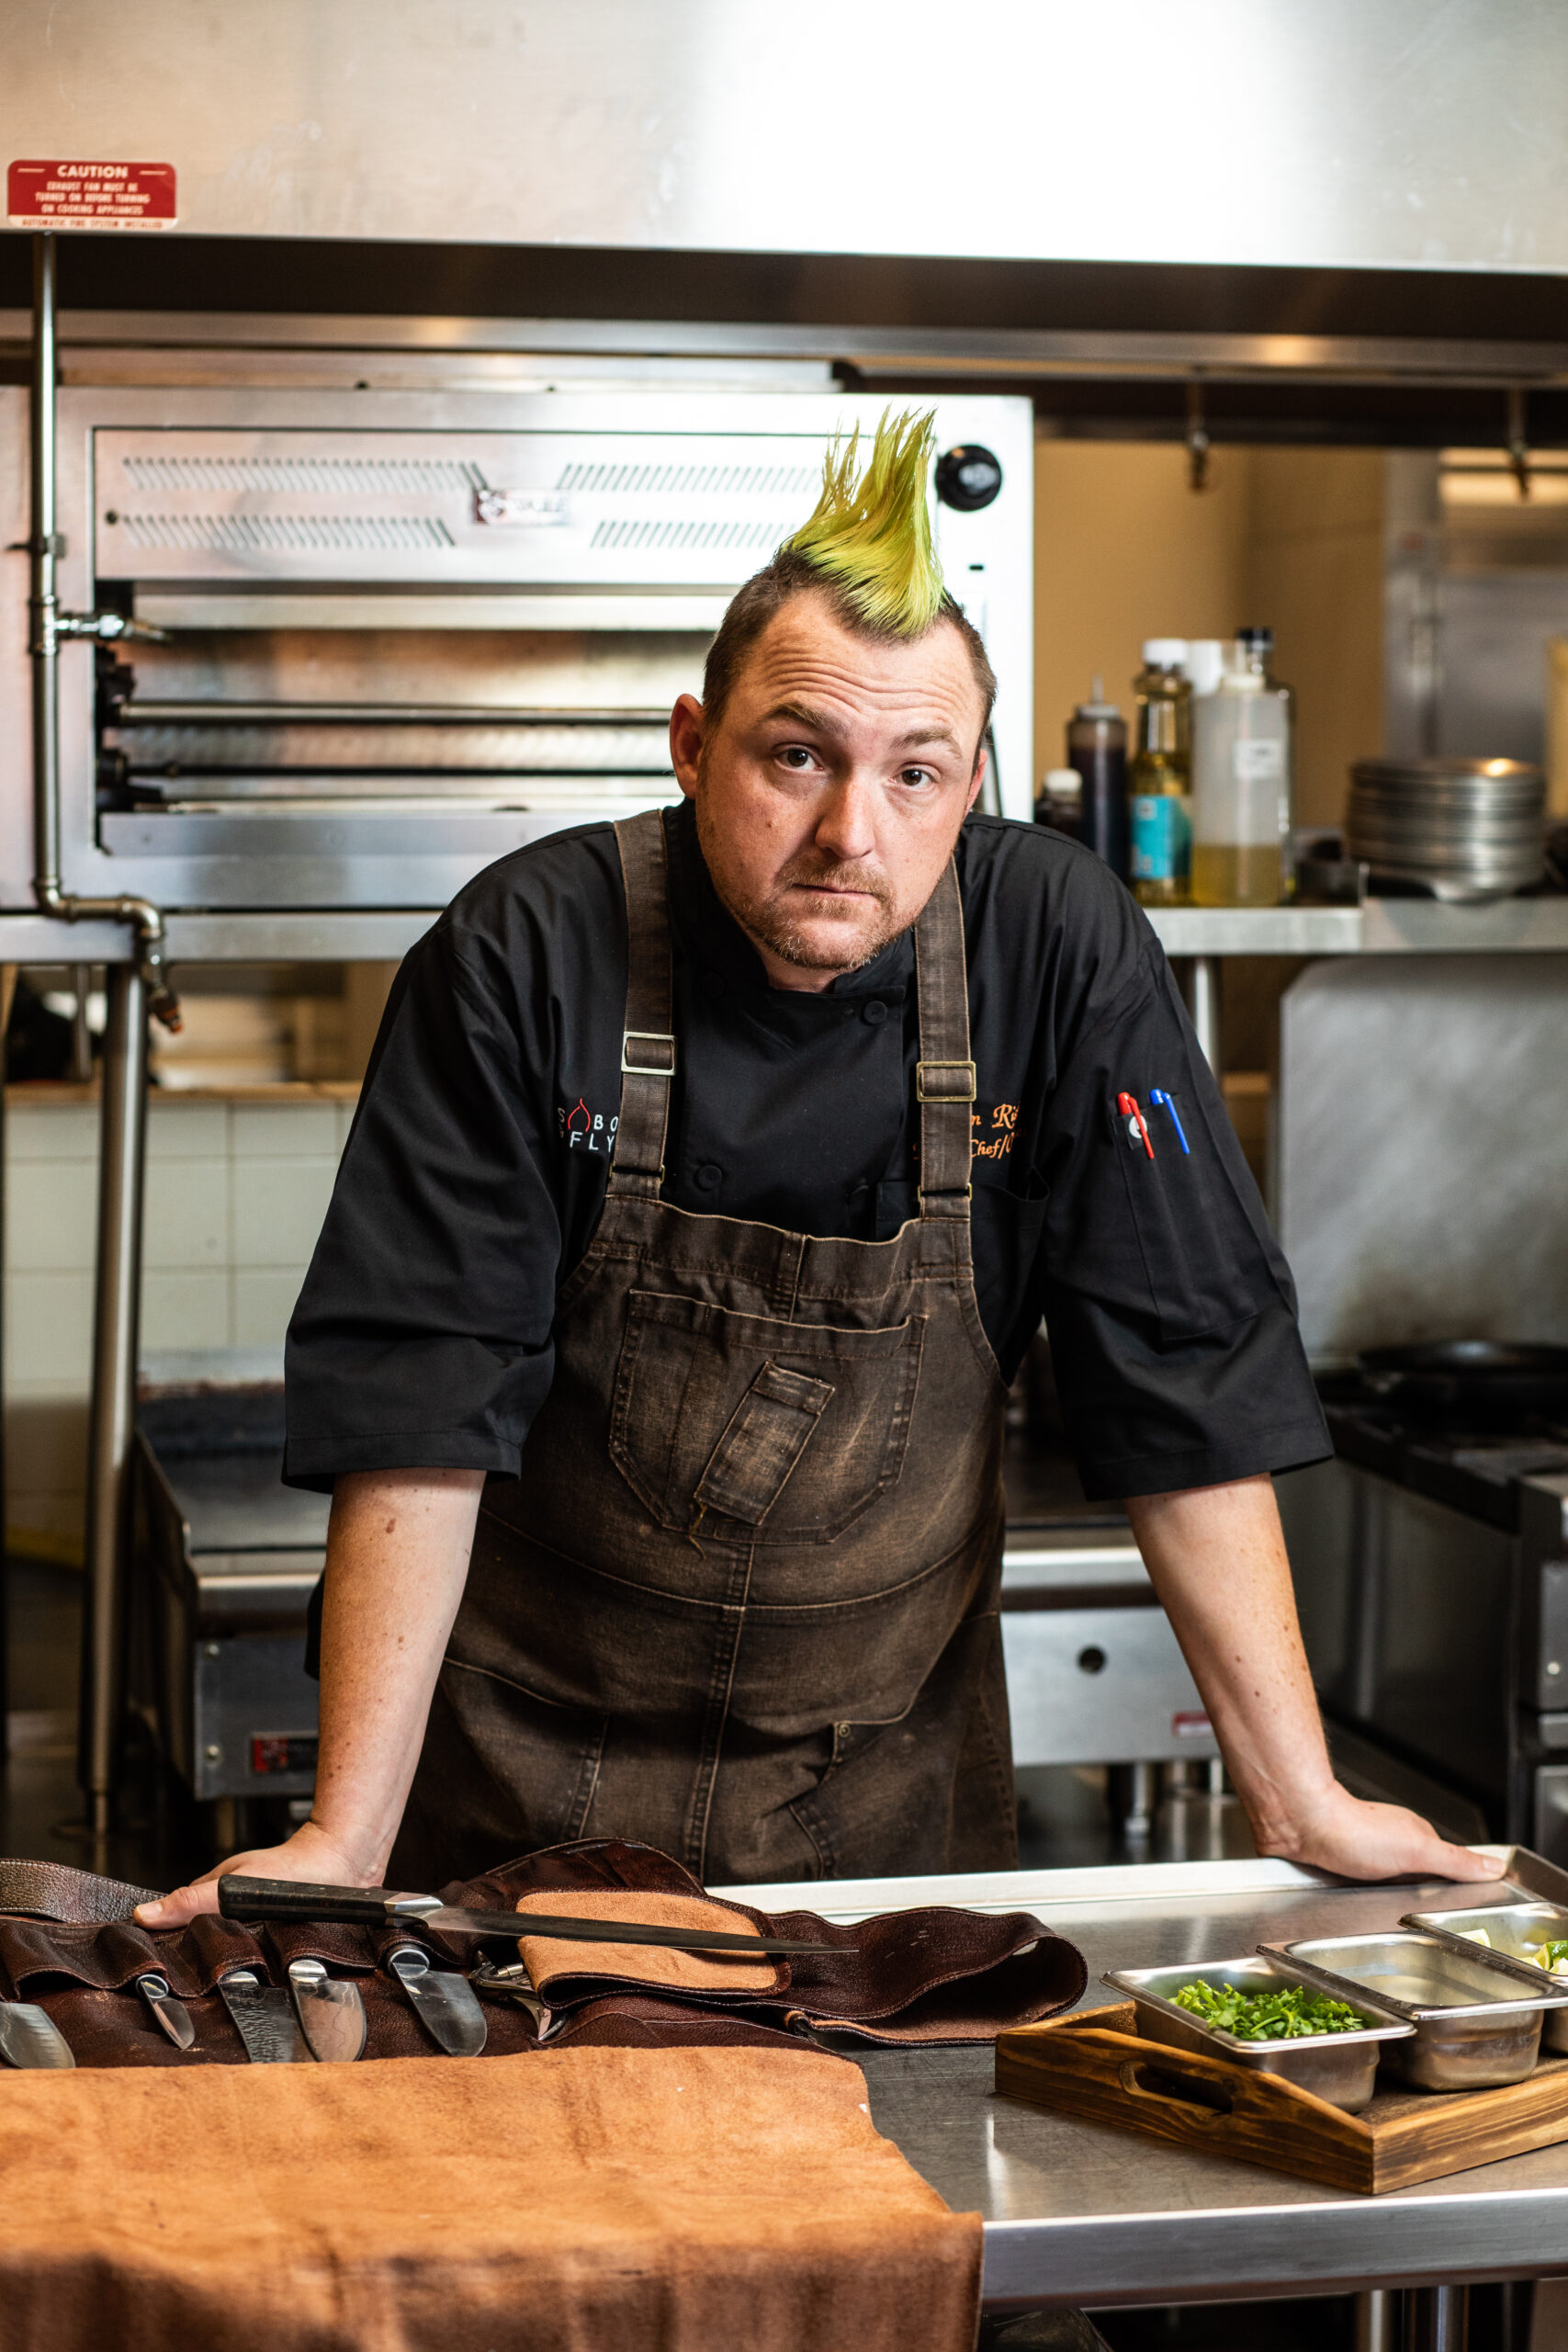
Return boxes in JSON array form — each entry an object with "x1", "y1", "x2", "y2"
[{"x1": 284, "y1": 802, "x2": 1328, "y2": 1502}]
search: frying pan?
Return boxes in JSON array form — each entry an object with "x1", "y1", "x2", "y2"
[{"x1": 1358, "y1": 1340, "x2": 1568, "y2": 1417}]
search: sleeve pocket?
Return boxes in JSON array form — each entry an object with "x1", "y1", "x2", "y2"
[{"x1": 1109, "y1": 1091, "x2": 1284, "y2": 1344}]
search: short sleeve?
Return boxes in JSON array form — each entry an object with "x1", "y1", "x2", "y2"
[
  {"x1": 1036, "y1": 946, "x2": 1329, "y2": 1500},
  {"x1": 282, "y1": 925, "x2": 564, "y2": 1492}
]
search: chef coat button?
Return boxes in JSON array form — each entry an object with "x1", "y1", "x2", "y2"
[
  {"x1": 694, "y1": 1162, "x2": 723, "y2": 1193},
  {"x1": 863, "y1": 999, "x2": 888, "y2": 1025}
]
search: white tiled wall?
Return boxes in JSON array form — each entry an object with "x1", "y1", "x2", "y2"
[{"x1": 5, "y1": 1091, "x2": 355, "y2": 1560}]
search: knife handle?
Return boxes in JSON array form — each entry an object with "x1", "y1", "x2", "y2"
[{"x1": 219, "y1": 1875, "x2": 389, "y2": 1927}]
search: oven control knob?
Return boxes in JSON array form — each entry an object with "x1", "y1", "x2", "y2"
[{"x1": 935, "y1": 445, "x2": 1003, "y2": 513}]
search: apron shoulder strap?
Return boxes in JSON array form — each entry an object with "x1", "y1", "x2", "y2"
[
  {"x1": 913, "y1": 858, "x2": 976, "y2": 1219},
  {"x1": 609, "y1": 808, "x2": 676, "y2": 1199}
]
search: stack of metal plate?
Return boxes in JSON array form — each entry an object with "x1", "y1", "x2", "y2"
[{"x1": 1348, "y1": 757, "x2": 1546, "y2": 900}]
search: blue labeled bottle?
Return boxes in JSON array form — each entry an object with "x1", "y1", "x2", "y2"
[{"x1": 1127, "y1": 639, "x2": 1191, "y2": 907}]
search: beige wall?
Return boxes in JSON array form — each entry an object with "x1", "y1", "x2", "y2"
[
  {"x1": 1245, "y1": 450, "x2": 1385, "y2": 831},
  {"x1": 1032, "y1": 441, "x2": 1384, "y2": 831}
]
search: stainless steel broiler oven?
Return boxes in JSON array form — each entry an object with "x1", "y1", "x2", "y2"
[{"x1": 0, "y1": 384, "x2": 1033, "y2": 914}]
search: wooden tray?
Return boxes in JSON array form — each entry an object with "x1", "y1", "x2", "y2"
[{"x1": 996, "y1": 2000, "x2": 1568, "y2": 2195}]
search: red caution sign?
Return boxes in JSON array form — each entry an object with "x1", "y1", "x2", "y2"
[{"x1": 7, "y1": 159, "x2": 176, "y2": 230}]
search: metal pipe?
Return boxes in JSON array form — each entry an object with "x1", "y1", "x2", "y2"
[
  {"x1": 1404, "y1": 2284, "x2": 1468, "y2": 2352},
  {"x1": 1356, "y1": 2288, "x2": 1396, "y2": 2352},
  {"x1": 70, "y1": 963, "x2": 92, "y2": 1083},
  {"x1": 28, "y1": 232, "x2": 175, "y2": 1836},
  {"x1": 28, "y1": 234, "x2": 179, "y2": 1030},
  {"x1": 77, "y1": 964, "x2": 149, "y2": 1835},
  {"x1": 1183, "y1": 954, "x2": 1223, "y2": 1078}
]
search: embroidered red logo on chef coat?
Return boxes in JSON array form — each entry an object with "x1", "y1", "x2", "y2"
[{"x1": 558, "y1": 1096, "x2": 618, "y2": 1155}]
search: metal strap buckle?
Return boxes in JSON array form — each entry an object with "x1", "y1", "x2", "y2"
[
  {"x1": 916, "y1": 1058, "x2": 976, "y2": 1103},
  {"x1": 621, "y1": 1029, "x2": 677, "y2": 1077}
]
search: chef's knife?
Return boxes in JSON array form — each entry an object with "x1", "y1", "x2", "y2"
[
  {"x1": 135, "y1": 1970, "x2": 195, "y2": 2051},
  {"x1": 0, "y1": 1998, "x2": 73, "y2": 2070},
  {"x1": 219, "y1": 1967, "x2": 314, "y2": 2064},
  {"x1": 388, "y1": 1942, "x2": 487, "y2": 2057},
  {"x1": 288, "y1": 1959, "x2": 367, "y2": 2064},
  {"x1": 220, "y1": 1875, "x2": 818, "y2": 1956}
]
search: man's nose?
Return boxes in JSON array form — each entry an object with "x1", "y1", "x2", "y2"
[{"x1": 812, "y1": 774, "x2": 878, "y2": 863}]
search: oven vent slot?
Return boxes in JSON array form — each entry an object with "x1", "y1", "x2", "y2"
[
  {"x1": 119, "y1": 455, "x2": 484, "y2": 494},
  {"x1": 555, "y1": 460, "x2": 818, "y2": 496},
  {"x1": 589, "y1": 516, "x2": 786, "y2": 552},
  {"x1": 114, "y1": 513, "x2": 457, "y2": 553}
]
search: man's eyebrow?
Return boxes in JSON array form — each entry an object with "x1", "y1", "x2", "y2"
[
  {"x1": 758, "y1": 705, "x2": 962, "y2": 754},
  {"x1": 890, "y1": 725, "x2": 961, "y2": 752},
  {"x1": 759, "y1": 700, "x2": 840, "y2": 733}
]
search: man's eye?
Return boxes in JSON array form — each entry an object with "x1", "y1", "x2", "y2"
[
  {"x1": 776, "y1": 745, "x2": 816, "y2": 770},
  {"x1": 898, "y1": 766, "x2": 936, "y2": 788}
]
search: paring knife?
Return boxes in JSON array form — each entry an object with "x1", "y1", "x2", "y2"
[
  {"x1": 0, "y1": 1998, "x2": 73, "y2": 2070},
  {"x1": 219, "y1": 1875, "x2": 820, "y2": 1956},
  {"x1": 388, "y1": 1942, "x2": 487, "y2": 2057},
  {"x1": 218, "y1": 1967, "x2": 315, "y2": 2064},
  {"x1": 135, "y1": 1969, "x2": 195, "y2": 2051},
  {"x1": 288, "y1": 1959, "x2": 367, "y2": 2064}
]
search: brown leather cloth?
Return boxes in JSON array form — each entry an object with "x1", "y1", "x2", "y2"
[
  {"x1": 0, "y1": 2044, "x2": 982, "y2": 2352},
  {"x1": 0, "y1": 1840, "x2": 1086, "y2": 2064}
]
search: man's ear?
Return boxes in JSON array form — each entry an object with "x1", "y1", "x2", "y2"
[
  {"x1": 670, "y1": 694, "x2": 705, "y2": 798},
  {"x1": 964, "y1": 741, "x2": 987, "y2": 816}
]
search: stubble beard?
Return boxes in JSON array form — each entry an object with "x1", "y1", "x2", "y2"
[{"x1": 696, "y1": 801, "x2": 904, "y2": 976}]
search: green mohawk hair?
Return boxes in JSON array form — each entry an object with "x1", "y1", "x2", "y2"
[{"x1": 778, "y1": 408, "x2": 944, "y2": 638}]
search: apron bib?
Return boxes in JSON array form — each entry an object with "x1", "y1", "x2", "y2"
[{"x1": 393, "y1": 810, "x2": 1016, "y2": 1887}]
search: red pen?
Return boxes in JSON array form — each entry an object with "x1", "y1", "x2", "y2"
[{"x1": 1117, "y1": 1091, "x2": 1155, "y2": 1160}]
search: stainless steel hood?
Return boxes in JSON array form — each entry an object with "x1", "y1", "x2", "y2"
[{"x1": 4, "y1": 0, "x2": 1568, "y2": 277}]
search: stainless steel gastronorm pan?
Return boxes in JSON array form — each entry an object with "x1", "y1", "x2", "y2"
[
  {"x1": 1402, "y1": 1903, "x2": 1568, "y2": 2054},
  {"x1": 1261, "y1": 1932, "x2": 1568, "y2": 2091},
  {"x1": 1101, "y1": 1957, "x2": 1413, "y2": 2114}
]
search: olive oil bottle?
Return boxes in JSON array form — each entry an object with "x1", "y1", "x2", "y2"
[{"x1": 1127, "y1": 640, "x2": 1191, "y2": 907}]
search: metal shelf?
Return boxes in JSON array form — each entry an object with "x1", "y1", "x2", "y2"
[{"x1": 3, "y1": 896, "x2": 1568, "y2": 967}]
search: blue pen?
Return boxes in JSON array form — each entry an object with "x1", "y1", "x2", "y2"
[{"x1": 1150, "y1": 1090, "x2": 1190, "y2": 1154}]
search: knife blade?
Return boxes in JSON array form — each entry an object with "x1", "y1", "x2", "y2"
[
  {"x1": 135, "y1": 1970, "x2": 195, "y2": 2051},
  {"x1": 219, "y1": 1876, "x2": 817, "y2": 1956},
  {"x1": 0, "y1": 1998, "x2": 73, "y2": 2069},
  {"x1": 388, "y1": 1942, "x2": 487, "y2": 2057},
  {"x1": 219, "y1": 1967, "x2": 315, "y2": 2064},
  {"x1": 288, "y1": 1959, "x2": 367, "y2": 2064}
]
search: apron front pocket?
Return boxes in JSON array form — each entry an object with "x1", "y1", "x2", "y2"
[{"x1": 611, "y1": 1289, "x2": 925, "y2": 1544}]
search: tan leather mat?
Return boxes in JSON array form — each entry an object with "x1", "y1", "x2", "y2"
[{"x1": 0, "y1": 2042, "x2": 981, "y2": 2352}]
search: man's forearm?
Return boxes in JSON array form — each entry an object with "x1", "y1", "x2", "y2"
[
  {"x1": 309, "y1": 1466, "x2": 485, "y2": 1880},
  {"x1": 1123, "y1": 1476, "x2": 1332, "y2": 1853},
  {"x1": 1124, "y1": 1474, "x2": 1496, "y2": 1883}
]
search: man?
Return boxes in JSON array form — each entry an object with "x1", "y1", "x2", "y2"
[{"x1": 142, "y1": 413, "x2": 1495, "y2": 1928}]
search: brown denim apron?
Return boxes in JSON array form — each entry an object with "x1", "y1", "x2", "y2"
[{"x1": 392, "y1": 809, "x2": 1016, "y2": 1889}]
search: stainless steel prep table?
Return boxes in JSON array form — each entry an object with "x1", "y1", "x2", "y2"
[{"x1": 717, "y1": 1853, "x2": 1568, "y2": 2314}]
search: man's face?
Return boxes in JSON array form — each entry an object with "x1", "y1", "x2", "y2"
[{"x1": 670, "y1": 590, "x2": 988, "y2": 991}]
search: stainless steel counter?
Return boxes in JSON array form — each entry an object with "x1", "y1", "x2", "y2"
[{"x1": 716, "y1": 1853, "x2": 1568, "y2": 2312}]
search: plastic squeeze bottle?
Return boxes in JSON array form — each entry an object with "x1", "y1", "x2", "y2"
[
  {"x1": 1190, "y1": 628, "x2": 1294, "y2": 906},
  {"x1": 1066, "y1": 679, "x2": 1128, "y2": 878}
]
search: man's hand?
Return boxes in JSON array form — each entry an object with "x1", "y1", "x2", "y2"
[
  {"x1": 1126, "y1": 1476, "x2": 1504, "y2": 1887},
  {"x1": 1253, "y1": 1780, "x2": 1501, "y2": 1886},
  {"x1": 134, "y1": 1816, "x2": 381, "y2": 1930},
  {"x1": 134, "y1": 1467, "x2": 484, "y2": 1933}
]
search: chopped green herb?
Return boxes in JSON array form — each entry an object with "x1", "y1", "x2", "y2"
[{"x1": 1168, "y1": 1978, "x2": 1369, "y2": 2040}]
